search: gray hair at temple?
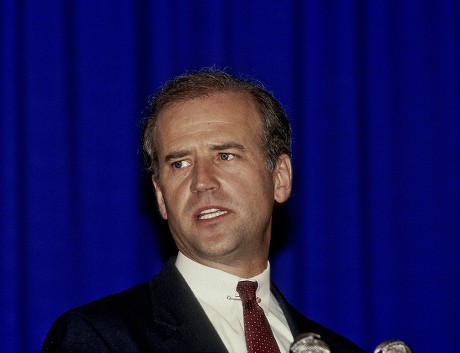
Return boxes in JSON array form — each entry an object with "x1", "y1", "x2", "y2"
[{"x1": 141, "y1": 69, "x2": 292, "y2": 182}]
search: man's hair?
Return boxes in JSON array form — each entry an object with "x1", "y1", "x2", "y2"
[{"x1": 142, "y1": 69, "x2": 291, "y2": 181}]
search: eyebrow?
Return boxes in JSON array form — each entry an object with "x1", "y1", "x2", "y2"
[
  {"x1": 164, "y1": 150, "x2": 190, "y2": 163},
  {"x1": 209, "y1": 142, "x2": 246, "y2": 151}
]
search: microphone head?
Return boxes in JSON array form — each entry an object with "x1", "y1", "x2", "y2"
[
  {"x1": 290, "y1": 332, "x2": 331, "y2": 353},
  {"x1": 374, "y1": 340, "x2": 413, "y2": 353}
]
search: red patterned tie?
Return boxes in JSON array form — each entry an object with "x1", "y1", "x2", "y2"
[{"x1": 236, "y1": 281, "x2": 281, "y2": 353}]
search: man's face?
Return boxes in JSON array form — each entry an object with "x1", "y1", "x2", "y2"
[{"x1": 153, "y1": 92, "x2": 291, "y2": 276}]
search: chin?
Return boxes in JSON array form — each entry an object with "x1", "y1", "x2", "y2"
[{"x1": 196, "y1": 242, "x2": 240, "y2": 260}]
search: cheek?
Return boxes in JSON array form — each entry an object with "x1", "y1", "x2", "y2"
[
  {"x1": 161, "y1": 184, "x2": 189, "y2": 215},
  {"x1": 235, "y1": 170, "x2": 274, "y2": 204},
  {"x1": 154, "y1": 177, "x2": 187, "y2": 220}
]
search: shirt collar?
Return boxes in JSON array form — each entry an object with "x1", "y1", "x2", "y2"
[{"x1": 175, "y1": 252, "x2": 272, "y2": 314}]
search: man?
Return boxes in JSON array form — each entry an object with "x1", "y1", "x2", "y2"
[{"x1": 42, "y1": 70, "x2": 365, "y2": 352}]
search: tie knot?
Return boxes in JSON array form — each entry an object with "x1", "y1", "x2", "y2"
[{"x1": 236, "y1": 280, "x2": 258, "y2": 302}]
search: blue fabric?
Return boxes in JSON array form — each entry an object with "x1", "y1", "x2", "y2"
[{"x1": 1, "y1": 1, "x2": 459, "y2": 352}]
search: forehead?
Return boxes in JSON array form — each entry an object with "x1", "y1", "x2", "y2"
[{"x1": 154, "y1": 92, "x2": 263, "y2": 149}]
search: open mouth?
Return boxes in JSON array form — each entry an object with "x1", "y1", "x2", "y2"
[{"x1": 197, "y1": 208, "x2": 228, "y2": 220}]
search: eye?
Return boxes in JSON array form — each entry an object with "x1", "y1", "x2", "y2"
[
  {"x1": 219, "y1": 153, "x2": 235, "y2": 161},
  {"x1": 172, "y1": 160, "x2": 191, "y2": 169}
]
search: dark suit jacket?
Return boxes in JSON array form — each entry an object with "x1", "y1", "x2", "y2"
[{"x1": 42, "y1": 258, "x2": 365, "y2": 352}]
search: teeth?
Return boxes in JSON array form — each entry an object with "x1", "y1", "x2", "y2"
[{"x1": 198, "y1": 208, "x2": 228, "y2": 220}]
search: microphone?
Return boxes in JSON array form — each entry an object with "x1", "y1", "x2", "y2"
[
  {"x1": 374, "y1": 340, "x2": 413, "y2": 353},
  {"x1": 290, "y1": 332, "x2": 331, "y2": 353}
]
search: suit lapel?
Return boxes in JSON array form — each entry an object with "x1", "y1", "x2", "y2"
[
  {"x1": 270, "y1": 283, "x2": 303, "y2": 338},
  {"x1": 147, "y1": 258, "x2": 228, "y2": 352}
]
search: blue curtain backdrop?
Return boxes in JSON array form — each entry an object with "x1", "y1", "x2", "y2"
[{"x1": 1, "y1": 1, "x2": 459, "y2": 352}]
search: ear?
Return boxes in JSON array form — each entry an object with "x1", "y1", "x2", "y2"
[
  {"x1": 152, "y1": 177, "x2": 168, "y2": 219},
  {"x1": 273, "y1": 154, "x2": 292, "y2": 204}
]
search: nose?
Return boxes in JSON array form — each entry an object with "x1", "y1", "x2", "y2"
[{"x1": 190, "y1": 159, "x2": 220, "y2": 193}]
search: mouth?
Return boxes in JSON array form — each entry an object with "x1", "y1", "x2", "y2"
[{"x1": 197, "y1": 208, "x2": 229, "y2": 220}]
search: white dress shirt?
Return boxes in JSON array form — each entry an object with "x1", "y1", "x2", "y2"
[{"x1": 175, "y1": 252, "x2": 294, "y2": 353}]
